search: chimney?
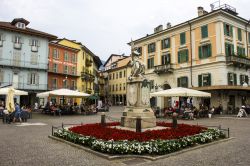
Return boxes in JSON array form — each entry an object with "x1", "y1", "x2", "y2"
[
  {"x1": 166, "y1": 22, "x2": 171, "y2": 29},
  {"x1": 154, "y1": 25, "x2": 163, "y2": 33},
  {"x1": 198, "y1": 6, "x2": 204, "y2": 16}
]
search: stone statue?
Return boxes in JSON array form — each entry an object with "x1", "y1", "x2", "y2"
[{"x1": 128, "y1": 49, "x2": 145, "y2": 80}]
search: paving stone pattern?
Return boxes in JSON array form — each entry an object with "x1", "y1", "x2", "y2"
[{"x1": 0, "y1": 107, "x2": 250, "y2": 166}]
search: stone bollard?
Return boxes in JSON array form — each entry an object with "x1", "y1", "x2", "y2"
[
  {"x1": 136, "y1": 116, "x2": 142, "y2": 133},
  {"x1": 101, "y1": 112, "x2": 106, "y2": 127},
  {"x1": 172, "y1": 112, "x2": 178, "y2": 128}
]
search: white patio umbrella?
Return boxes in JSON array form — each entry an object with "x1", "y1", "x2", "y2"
[
  {"x1": 6, "y1": 87, "x2": 15, "y2": 113},
  {"x1": 36, "y1": 89, "x2": 90, "y2": 98},
  {"x1": 150, "y1": 87, "x2": 211, "y2": 98},
  {"x1": 0, "y1": 87, "x2": 28, "y2": 96}
]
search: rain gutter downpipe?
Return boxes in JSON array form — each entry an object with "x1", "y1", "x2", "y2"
[{"x1": 188, "y1": 21, "x2": 193, "y2": 87}]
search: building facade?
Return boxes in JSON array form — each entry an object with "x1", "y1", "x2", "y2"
[
  {"x1": 0, "y1": 18, "x2": 56, "y2": 105},
  {"x1": 130, "y1": 5, "x2": 250, "y2": 112},
  {"x1": 104, "y1": 55, "x2": 131, "y2": 105}
]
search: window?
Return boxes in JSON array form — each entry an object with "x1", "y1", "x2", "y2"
[
  {"x1": 120, "y1": 84, "x2": 122, "y2": 91},
  {"x1": 14, "y1": 36, "x2": 21, "y2": 43},
  {"x1": 63, "y1": 79, "x2": 68, "y2": 88},
  {"x1": 224, "y1": 23, "x2": 233, "y2": 37},
  {"x1": 64, "y1": 66, "x2": 68, "y2": 74},
  {"x1": 148, "y1": 43, "x2": 155, "y2": 53},
  {"x1": 147, "y1": 57, "x2": 154, "y2": 69},
  {"x1": 52, "y1": 78, "x2": 57, "y2": 89},
  {"x1": 30, "y1": 39, "x2": 38, "y2": 46},
  {"x1": 119, "y1": 71, "x2": 122, "y2": 78},
  {"x1": 177, "y1": 76, "x2": 188, "y2": 88},
  {"x1": 227, "y1": 73, "x2": 237, "y2": 85},
  {"x1": 53, "y1": 64, "x2": 58, "y2": 72},
  {"x1": 31, "y1": 53, "x2": 38, "y2": 65},
  {"x1": 199, "y1": 44, "x2": 212, "y2": 59},
  {"x1": 123, "y1": 83, "x2": 126, "y2": 90},
  {"x1": 201, "y1": 25, "x2": 208, "y2": 39},
  {"x1": 161, "y1": 53, "x2": 171, "y2": 65},
  {"x1": 225, "y1": 43, "x2": 234, "y2": 56},
  {"x1": 72, "y1": 66, "x2": 76, "y2": 75},
  {"x1": 28, "y1": 73, "x2": 38, "y2": 85},
  {"x1": 109, "y1": 74, "x2": 112, "y2": 80},
  {"x1": 116, "y1": 84, "x2": 118, "y2": 91},
  {"x1": 64, "y1": 51, "x2": 69, "y2": 61},
  {"x1": 180, "y1": 32, "x2": 186, "y2": 45},
  {"x1": 113, "y1": 73, "x2": 115, "y2": 79},
  {"x1": 198, "y1": 73, "x2": 211, "y2": 87},
  {"x1": 72, "y1": 53, "x2": 76, "y2": 63},
  {"x1": 112, "y1": 85, "x2": 114, "y2": 91},
  {"x1": 238, "y1": 28, "x2": 242, "y2": 41},
  {"x1": 124, "y1": 70, "x2": 126, "y2": 77},
  {"x1": 116, "y1": 72, "x2": 118, "y2": 79},
  {"x1": 178, "y1": 49, "x2": 188, "y2": 63},
  {"x1": 237, "y1": 46, "x2": 245, "y2": 57},
  {"x1": 240, "y1": 75, "x2": 249, "y2": 85},
  {"x1": 53, "y1": 49, "x2": 59, "y2": 59},
  {"x1": 71, "y1": 80, "x2": 76, "y2": 89},
  {"x1": 109, "y1": 85, "x2": 111, "y2": 91},
  {"x1": 150, "y1": 80, "x2": 154, "y2": 90},
  {"x1": 161, "y1": 38, "x2": 170, "y2": 49},
  {"x1": 16, "y1": 22, "x2": 25, "y2": 29}
]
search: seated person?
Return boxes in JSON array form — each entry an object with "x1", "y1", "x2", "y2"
[{"x1": 237, "y1": 106, "x2": 248, "y2": 117}]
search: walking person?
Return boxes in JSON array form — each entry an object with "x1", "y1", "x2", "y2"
[{"x1": 13, "y1": 103, "x2": 22, "y2": 123}]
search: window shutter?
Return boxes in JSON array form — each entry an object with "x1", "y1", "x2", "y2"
[
  {"x1": 224, "y1": 23, "x2": 226, "y2": 35},
  {"x1": 177, "y1": 78, "x2": 180, "y2": 87},
  {"x1": 147, "y1": 59, "x2": 150, "y2": 68},
  {"x1": 233, "y1": 73, "x2": 237, "y2": 85},
  {"x1": 161, "y1": 55, "x2": 164, "y2": 65},
  {"x1": 237, "y1": 46, "x2": 240, "y2": 56},
  {"x1": 199, "y1": 46, "x2": 202, "y2": 59},
  {"x1": 57, "y1": 50, "x2": 60, "y2": 58},
  {"x1": 27, "y1": 73, "x2": 31, "y2": 85},
  {"x1": 161, "y1": 40, "x2": 164, "y2": 49},
  {"x1": 186, "y1": 49, "x2": 189, "y2": 62},
  {"x1": 227, "y1": 73, "x2": 231, "y2": 85},
  {"x1": 246, "y1": 75, "x2": 249, "y2": 84},
  {"x1": 225, "y1": 43, "x2": 229, "y2": 56},
  {"x1": 208, "y1": 44, "x2": 212, "y2": 57},
  {"x1": 243, "y1": 48, "x2": 245, "y2": 56},
  {"x1": 208, "y1": 73, "x2": 211, "y2": 86},
  {"x1": 178, "y1": 51, "x2": 180, "y2": 63},
  {"x1": 167, "y1": 54, "x2": 171, "y2": 63},
  {"x1": 231, "y1": 44, "x2": 234, "y2": 55},
  {"x1": 185, "y1": 77, "x2": 188, "y2": 88},
  {"x1": 240, "y1": 75, "x2": 243, "y2": 84},
  {"x1": 198, "y1": 75, "x2": 202, "y2": 87},
  {"x1": 35, "y1": 74, "x2": 39, "y2": 85},
  {"x1": 230, "y1": 26, "x2": 233, "y2": 37}
]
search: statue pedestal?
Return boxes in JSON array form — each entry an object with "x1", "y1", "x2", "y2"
[{"x1": 121, "y1": 78, "x2": 156, "y2": 129}]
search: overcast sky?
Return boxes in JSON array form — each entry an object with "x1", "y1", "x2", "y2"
[{"x1": 0, "y1": 0, "x2": 249, "y2": 62}]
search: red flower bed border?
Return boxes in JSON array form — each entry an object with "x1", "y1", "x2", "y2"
[{"x1": 69, "y1": 122, "x2": 207, "y2": 142}]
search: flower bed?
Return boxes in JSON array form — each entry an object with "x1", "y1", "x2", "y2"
[{"x1": 53, "y1": 122, "x2": 226, "y2": 155}]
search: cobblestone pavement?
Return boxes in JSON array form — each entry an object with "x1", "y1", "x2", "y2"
[{"x1": 0, "y1": 106, "x2": 250, "y2": 166}]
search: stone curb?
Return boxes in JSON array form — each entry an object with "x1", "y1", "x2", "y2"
[{"x1": 48, "y1": 135, "x2": 235, "y2": 161}]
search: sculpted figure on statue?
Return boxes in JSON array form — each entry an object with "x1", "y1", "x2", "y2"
[{"x1": 128, "y1": 48, "x2": 145, "y2": 80}]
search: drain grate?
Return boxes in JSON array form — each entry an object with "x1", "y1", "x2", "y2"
[{"x1": 122, "y1": 158, "x2": 147, "y2": 165}]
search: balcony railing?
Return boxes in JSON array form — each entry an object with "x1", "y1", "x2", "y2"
[
  {"x1": 48, "y1": 68, "x2": 79, "y2": 77},
  {"x1": 226, "y1": 55, "x2": 250, "y2": 68},
  {"x1": 48, "y1": 85, "x2": 77, "y2": 91},
  {"x1": 81, "y1": 71, "x2": 95, "y2": 82},
  {"x1": 0, "y1": 58, "x2": 48, "y2": 70},
  {"x1": 154, "y1": 63, "x2": 173, "y2": 74},
  {"x1": 0, "y1": 82, "x2": 47, "y2": 90},
  {"x1": 85, "y1": 59, "x2": 92, "y2": 67}
]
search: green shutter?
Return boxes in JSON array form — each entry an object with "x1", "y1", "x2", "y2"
[
  {"x1": 246, "y1": 76, "x2": 249, "y2": 84},
  {"x1": 198, "y1": 75, "x2": 202, "y2": 87},
  {"x1": 208, "y1": 73, "x2": 211, "y2": 86},
  {"x1": 230, "y1": 26, "x2": 233, "y2": 37},
  {"x1": 178, "y1": 51, "x2": 180, "y2": 63},
  {"x1": 237, "y1": 46, "x2": 240, "y2": 56},
  {"x1": 208, "y1": 44, "x2": 212, "y2": 57},
  {"x1": 201, "y1": 25, "x2": 208, "y2": 38},
  {"x1": 177, "y1": 78, "x2": 180, "y2": 87},
  {"x1": 231, "y1": 44, "x2": 234, "y2": 56},
  {"x1": 186, "y1": 49, "x2": 189, "y2": 62},
  {"x1": 199, "y1": 46, "x2": 202, "y2": 59},
  {"x1": 227, "y1": 73, "x2": 231, "y2": 85},
  {"x1": 243, "y1": 48, "x2": 246, "y2": 56},
  {"x1": 238, "y1": 28, "x2": 242, "y2": 41},
  {"x1": 224, "y1": 23, "x2": 226, "y2": 36},
  {"x1": 225, "y1": 43, "x2": 229, "y2": 56},
  {"x1": 233, "y1": 73, "x2": 237, "y2": 85}
]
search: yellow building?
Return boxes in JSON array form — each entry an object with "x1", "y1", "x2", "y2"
[
  {"x1": 130, "y1": 4, "x2": 250, "y2": 112},
  {"x1": 57, "y1": 38, "x2": 101, "y2": 98},
  {"x1": 103, "y1": 54, "x2": 131, "y2": 105}
]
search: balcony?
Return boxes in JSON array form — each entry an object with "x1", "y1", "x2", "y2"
[
  {"x1": 81, "y1": 72, "x2": 95, "y2": 82},
  {"x1": 0, "y1": 58, "x2": 47, "y2": 70},
  {"x1": 226, "y1": 55, "x2": 250, "y2": 69},
  {"x1": 48, "y1": 85, "x2": 77, "y2": 91},
  {"x1": 154, "y1": 64, "x2": 173, "y2": 74},
  {"x1": 48, "y1": 68, "x2": 79, "y2": 77}
]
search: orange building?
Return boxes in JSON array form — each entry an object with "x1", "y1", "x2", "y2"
[{"x1": 48, "y1": 42, "x2": 80, "y2": 103}]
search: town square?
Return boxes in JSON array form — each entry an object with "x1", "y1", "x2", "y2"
[{"x1": 0, "y1": 0, "x2": 250, "y2": 165}]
